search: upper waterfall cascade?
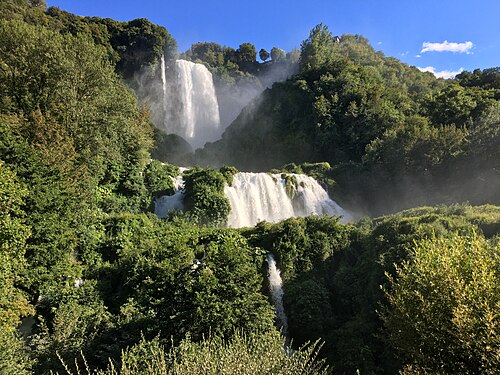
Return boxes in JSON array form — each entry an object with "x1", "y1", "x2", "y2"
[
  {"x1": 166, "y1": 59, "x2": 221, "y2": 149},
  {"x1": 155, "y1": 172, "x2": 351, "y2": 227},
  {"x1": 160, "y1": 55, "x2": 168, "y2": 112}
]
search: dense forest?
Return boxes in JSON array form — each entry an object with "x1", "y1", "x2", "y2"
[{"x1": 0, "y1": 1, "x2": 499, "y2": 374}]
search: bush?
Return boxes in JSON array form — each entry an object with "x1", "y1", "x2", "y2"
[
  {"x1": 183, "y1": 168, "x2": 230, "y2": 226},
  {"x1": 58, "y1": 330, "x2": 328, "y2": 375},
  {"x1": 381, "y1": 232, "x2": 500, "y2": 374}
]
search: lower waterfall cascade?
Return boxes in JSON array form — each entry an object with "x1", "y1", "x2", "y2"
[
  {"x1": 154, "y1": 172, "x2": 351, "y2": 227},
  {"x1": 225, "y1": 172, "x2": 351, "y2": 228}
]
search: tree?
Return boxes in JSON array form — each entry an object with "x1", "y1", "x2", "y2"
[
  {"x1": 183, "y1": 168, "x2": 231, "y2": 226},
  {"x1": 286, "y1": 48, "x2": 301, "y2": 63},
  {"x1": 299, "y1": 23, "x2": 338, "y2": 72},
  {"x1": 28, "y1": 0, "x2": 47, "y2": 8},
  {"x1": 271, "y1": 47, "x2": 286, "y2": 62},
  {"x1": 236, "y1": 42, "x2": 257, "y2": 63},
  {"x1": 423, "y1": 84, "x2": 496, "y2": 127},
  {"x1": 188, "y1": 42, "x2": 224, "y2": 67},
  {"x1": 381, "y1": 232, "x2": 500, "y2": 374},
  {"x1": 0, "y1": 161, "x2": 33, "y2": 329},
  {"x1": 259, "y1": 48, "x2": 270, "y2": 62}
]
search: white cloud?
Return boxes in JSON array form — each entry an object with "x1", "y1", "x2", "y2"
[
  {"x1": 415, "y1": 54, "x2": 422, "y2": 58},
  {"x1": 421, "y1": 40, "x2": 473, "y2": 54},
  {"x1": 418, "y1": 66, "x2": 464, "y2": 79},
  {"x1": 377, "y1": 41, "x2": 383, "y2": 45}
]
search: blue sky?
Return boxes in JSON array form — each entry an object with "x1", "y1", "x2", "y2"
[{"x1": 47, "y1": 0, "x2": 499, "y2": 78}]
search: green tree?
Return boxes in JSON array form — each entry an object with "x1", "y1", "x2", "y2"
[
  {"x1": 381, "y1": 232, "x2": 500, "y2": 374},
  {"x1": 0, "y1": 329, "x2": 32, "y2": 375},
  {"x1": 187, "y1": 42, "x2": 224, "y2": 67},
  {"x1": 424, "y1": 84, "x2": 496, "y2": 127},
  {"x1": 183, "y1": 168, "x2": 231, "y2": 226},
  {"x1": 0, "y1": 161, "x2": 33, "y2": 329},
  {"x1": 0, "y1": 19, "x2": 154, "y2": 208},
  {"x1": 299, "y1": 23, "x2": 338, "y2": 72},
  {"x1": 286, "y1": 48, "x2": 301, "y2": 63},
  {"x1": 143, "y1": 160, "x2": 178, "y2": 199},
  {"x1": 271, "y1": 47, "x2": 286, "y2": 62},
  {"x1": 236, "y1": 42, "x2": 257, "y2": 63},
  {"x1": 259, "y1": 48, "x2": 270, "y2": 62}
]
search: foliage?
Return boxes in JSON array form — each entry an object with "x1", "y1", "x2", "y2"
[
  {"x1": 186, "y1": 42, "x2": 224, "y2": 67},
  {"x1": 248, "y1": 205, "x2": 500, "y2": 374},
  {"x1": 0, "y1": 113, "x2": 82, "y2": 292},
  {"x1": 0, "y1": 2, "x2": 176, "y2": 79},
  {"x1": 0, "y1": 162, "x2": 33, "y2": 329},
  {"x1": 299, "y1": 23, "x2": 339, "y2": 72},
  {"x1": 259, "y1": 48, "x2": 270, "y2": 62},
  {"x1": 166, "y1": 330, "x2": 328, "y2": 375},
  {"x1": 30, "y1": 280, "x2": 111, "y2": 374},
  {"x1": 219, "y1": 165, "x2": 239, "y2": 186},
  {"x1": 143, "y1": 160, "x2": 178, "y2": 199},
  {"x1": 235, "y1": 43, "x2": 257, "y2": 61},
  {"x1": 363, "y1": 116, "x2": 468, "y2": 172},
  {"x1": 0, "y1": 7, "x2": 499, "y2": 375},
  {"x1": 245, "y1": 216, "x2": 351, "y2": 281},
  {"x1": 381, "y1": 232, "x2": 500, "y2": 374},
  {"x1": 151, "y1": 128, "x2": 193, "y2": 164},
  {"x1": 57, "y1": 331, "x2": 328, "y2": 375},
  {"x1": 281, "y1": 174, "x2": 298, "y2": 198},
  {"x1": 456, "y1": 67, "x2": 500, "y2": 92},
  {"x1": 183, "y1": 168, "x2": 231, "y2": 226},
  {"x1": 423, "y1": 83, "x2": 496, "y2": 127},
  {"x1": 198, "y1": 23, "x2": 499, "y2": 215},
  {"x1": 0, "y1": 329, "x2": 32, "y2": 375},
  {"x1": 0, "y1": 19, "x2": 153, "y2": 194},
  {"x1": 271, "y1": 47, "x2": 286, "y2": 62},
  {"x1": 271, "y1": 162, "x2": 336, "y2": 194}
]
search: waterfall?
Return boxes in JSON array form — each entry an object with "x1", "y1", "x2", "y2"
[
  {"x1": 154, "y1": 174, "x2": 185, "y2": 219},
  {"x1": 268, "y1": 254, "x2": 288, "y2": 336},
  {"x1": 224, "y1": 173, "x2": 351, "y2": 228},
  {"x1": 160, "y1": 54, "x2": 167, "y2": 112},
  {"x1": 154, "y1": 172, "x2": 351, "y2": 226},
  {"x1": 175, "y1": 59, "x2": 221, "y2": 149}
]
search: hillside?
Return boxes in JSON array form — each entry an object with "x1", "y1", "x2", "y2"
[{"x1": 0, "y1": 2, "x2": 499, "y2": 375}]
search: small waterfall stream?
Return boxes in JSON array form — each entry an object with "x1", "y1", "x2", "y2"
[
  {"x1": 154, "y1": 173, "x2": 185, "y2": 219},
  {"x1": 268, "y1": 254, "x2": 288, "y2": 336},
  {"x1": 160, "y1": 55, "x2": 167, "y2": 112}
]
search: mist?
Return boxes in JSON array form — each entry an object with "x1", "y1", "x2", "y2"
[
  {"x1": 334, "y1": 160, "x2": 500, "y2": 219},
  {"x1": 216, "y1": 60, "x2": 298, "y2": 131},
  {"x1": 131, "y1": 51, "x2": 298, "y2": 165}
]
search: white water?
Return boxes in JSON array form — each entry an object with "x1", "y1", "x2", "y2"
[
  {"x1": 160, "y1": 55, "x2": 167, "y2": 112},
  {"x1": 268, "y1": 254, "x2": 288, "y2": 336},
  {"x1": 154, "y1": 174, "x2": 185, "y2": 219},
  {"x1": 175, "y1": 60, "x2": 221, "y2": 149},
  {"x1": 225, "y1": 173, "x2": 351, "y2": 228},
  {"x1": 154, "y1": 172, "x2": 351, "y2": 226}
]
